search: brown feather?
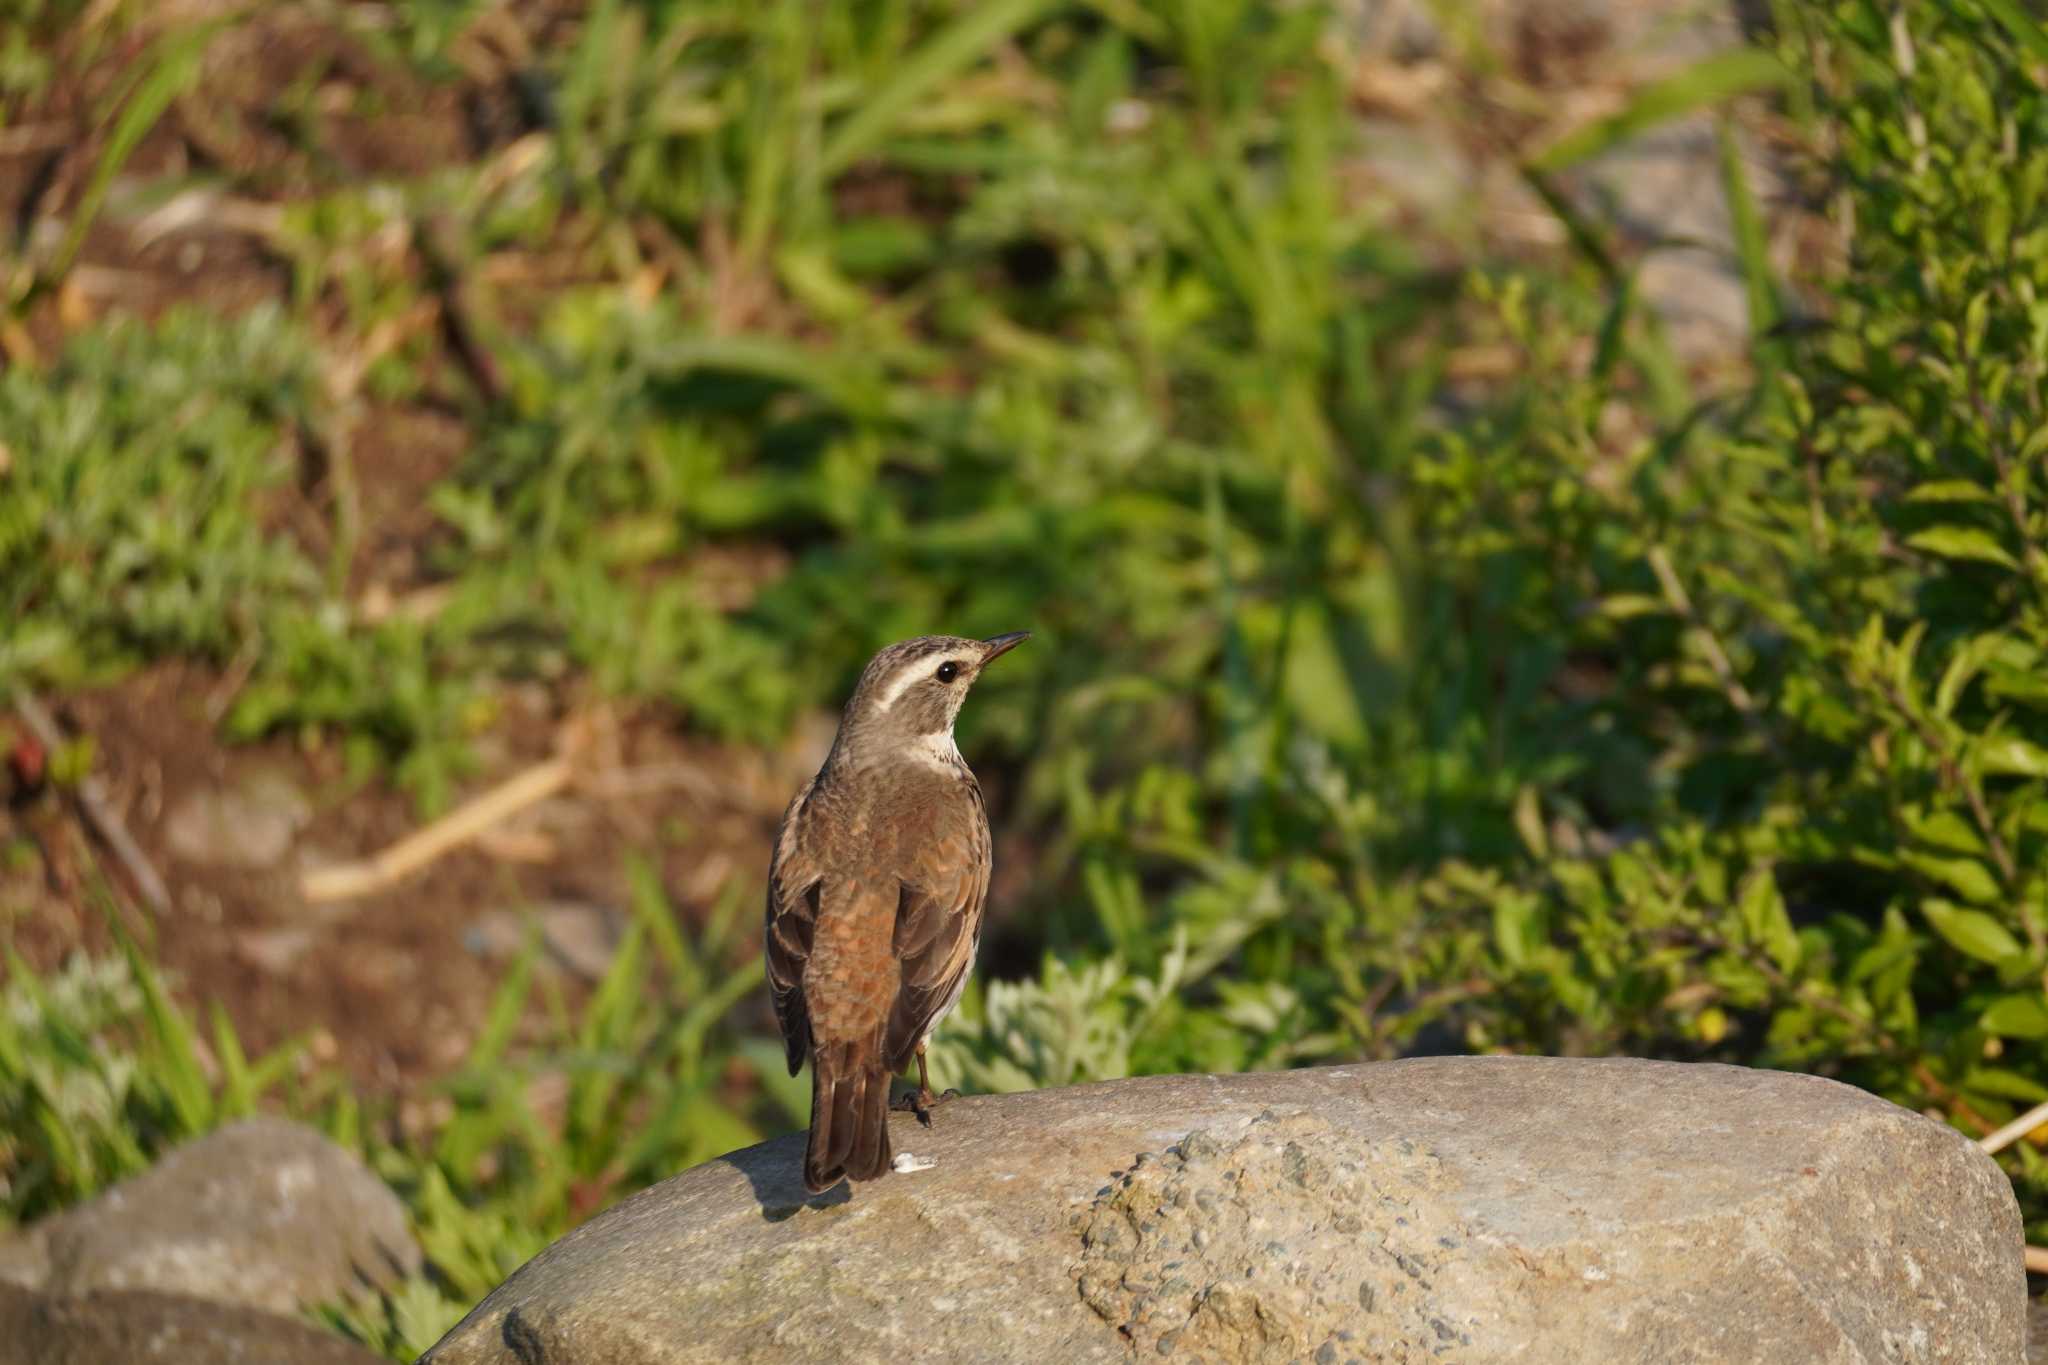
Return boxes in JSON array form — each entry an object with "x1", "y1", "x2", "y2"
[{"x1": 804, "y1": 1042, "x2": 893, "y2": 1192}]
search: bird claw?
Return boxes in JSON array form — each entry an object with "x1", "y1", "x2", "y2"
[{"x1": 890, "y1": 1086, "x2": 959, "y2": 1128}]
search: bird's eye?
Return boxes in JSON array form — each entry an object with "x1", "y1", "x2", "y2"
[{"x1": 936, "y1": 661, "x2": 960, "y2": 684}]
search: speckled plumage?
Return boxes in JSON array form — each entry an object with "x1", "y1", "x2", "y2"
[{"x1": 765, "y1": 632, "x2": 1026, "y2": 1193}]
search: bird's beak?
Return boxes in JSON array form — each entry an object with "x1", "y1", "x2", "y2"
[{"x1": 980, "y1": 630, "x2": 1031, "y2": 663}]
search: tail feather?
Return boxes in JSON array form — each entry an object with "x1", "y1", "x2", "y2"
[{"x1": 804, "y1": 1044, "x2": 893, "y2": 1193}]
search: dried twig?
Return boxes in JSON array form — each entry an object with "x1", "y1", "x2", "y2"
[
  {"x1": 301, "y1": 720, "x2": 591, "y2": 903},
  {"x1": 11, "y1": 691, "x2": 172, "y2": 915},
  {"x1": 2027, "y1": 1245, "x2": 2048, "y2": 1276},
  {"x1": 1979, "y1": 1099, "x2": 2048, "y2": 1157}
]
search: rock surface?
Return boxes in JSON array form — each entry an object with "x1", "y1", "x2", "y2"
[
  {"x1": 0, "y1": 1117, "x2": 420, "y2": 1317},
  {"x1": 0, "y1": 1282, "x2": 387, "y2": 1365},
  {"x1": 1350, "y1": 0, "x2": 1792, "y2": 368},
  {"x1": 465, "y1": 902, "x2": 626, "y2": 982},
  {"x1": 422, "y1": 1057, "x2": 2023, "y2": 1364},
  {"x1": 162, "y1": 767, "x2": 312, "y2": 869}
]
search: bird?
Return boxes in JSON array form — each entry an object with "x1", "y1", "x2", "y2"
[{"x1": 764, "y1": 630, "x2": 1029, "y2": 1193}]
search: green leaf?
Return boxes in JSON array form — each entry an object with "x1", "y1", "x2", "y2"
[
  {"x1": 1982, "y1": 992, "x2": 2048, "y2": 1040},
  {"x1": 1923, "y1": 899, "x2": 2025, "y2": 964},
  {"x1": 821, "y1": 0, "x2": 1056, "y2": 176},
  {"x1": 1717, "y1": 117, "x2": 1779, "y2": 343},
  {"x1": 1987, "y1": 669, "x2": 2048, "y2": 710},
  {"x1": 1529, "y1": 49, "x2": 1791, "y2": 172},
  {"x1": 39, "y1": 18, "x2": 221, "y2": 294},
  {"x1": 1597, "y1": 593, "x2": 1670, "y2": 620},
  {"x1": 1491, "y1": 888, "x2": 1545, "y2": 969},
  {"x1": 1979, "y1": 735, "x2": 2048, "y2": 777},
  {"x1": 1737, "y1": 870, "x2": 1800, "y2": 973},
  {"x1": 1964, "y1": 1067, "x2": 2048, "y2": 1104},
  {"x1": 1512, "y1": 785, "x2": 1548, "y2": 861},
  {"x1": 1981, "y1": 0, "x2": 2048, "y2": 64},
  {"x1": 1936, "y1": 633, "x2": 2010, "y2": 716},
  {"x1": 1906, "y1": 481, "x2": 1995, "y2": 504},
  {"x1": 1906, "y1": 525, "x2": 2019, "y2": 569},
  {"x1": 1906, "y1": 808, "x2": 1985, "y2": 857},
  {"x1": 1900, "y1": 851, "x2": 2002, "y2": 904}
]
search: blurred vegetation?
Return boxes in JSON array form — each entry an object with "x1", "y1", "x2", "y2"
[{"x1": 6, "y1": 0, "x2": 2048, "y2": 1355}]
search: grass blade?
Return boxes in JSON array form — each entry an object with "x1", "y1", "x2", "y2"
[
  {"x1": 1716, "y1": 117, "x2": 1780, "y2": 344},
  {"x1": 820, "y1": 0, "x2": 1054, "y2": 176},
  {"x1": 112, "y1": 926, "x2": 211, "y2": 1138},
  {"x1": 36, "y1": 18, "x2": 223, "y2": 299},
  {"x1": 1529, "y1": 48, "x2": 1789, "y2": 173},
  {"x1": 1978, "y1": 0, "x2": 2048, "y2": 63}
]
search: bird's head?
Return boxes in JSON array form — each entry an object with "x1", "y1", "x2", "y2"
[{"x1": 830, "y1": 631, "x2": 1029, "y2": 768}]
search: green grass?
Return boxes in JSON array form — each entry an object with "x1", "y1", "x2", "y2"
[{"x1": 8, "y1": 0, "x2": 2048, "y2": 1356}]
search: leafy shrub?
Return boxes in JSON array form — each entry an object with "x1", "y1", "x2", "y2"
[
  {"x1": 944, "y1": 0, "x2": 2048, "y2": 1239},
  {"x1": 0, "y1": 306, "x2": 321, "y2": 687}
]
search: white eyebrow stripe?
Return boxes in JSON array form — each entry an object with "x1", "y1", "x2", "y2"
[{"x1": 873, "y1": 657, "x2": 944, "y2": 711}]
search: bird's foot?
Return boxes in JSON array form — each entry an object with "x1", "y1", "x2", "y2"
[{"x1": 891, "y1": 1086, "x2": 961, "y2": 1128}]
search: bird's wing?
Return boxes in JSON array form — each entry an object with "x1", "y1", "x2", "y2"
[
  {"x1": 765, "y1": 781, "x2": 821, "y2": 1076},
  {"x1": 884, "y1": 776, "x2": 991, "y2": 1071}
]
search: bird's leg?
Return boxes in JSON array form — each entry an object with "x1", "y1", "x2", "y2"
[{"x1": 890, "y1": 1045, "x2": 961, "y2": 1128}]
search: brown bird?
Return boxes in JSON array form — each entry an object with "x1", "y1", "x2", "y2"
[{"x1": 766, "y1": 631, "x2": 1029, "y2": 1193}]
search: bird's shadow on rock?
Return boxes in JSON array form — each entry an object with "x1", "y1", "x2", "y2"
[{"x1": 719, "y1": 1137, "x2": 852, "y2": 1223}]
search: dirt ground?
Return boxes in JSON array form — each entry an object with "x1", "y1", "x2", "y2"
[{"x1": 3, "y1": 658, "x2": 839, "y2": 1086}]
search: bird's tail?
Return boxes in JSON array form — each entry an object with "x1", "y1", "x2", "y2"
[{"x1": 804, "y1": 1041, "x2": 893, "y2": 1193}]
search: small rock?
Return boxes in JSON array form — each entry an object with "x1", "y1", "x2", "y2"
[
  {"x1": 464, "y1": 903, "x2": 624, "y2": 982},
  {"x1": 0, "y1": 1231, "x2": 47, "y2": 1291},
  {"x1": 1357, "y1": 118, "x2": 1476, "y2": 228},
  {"x1": 0, "y1": 1282, "x2": 387, "y2": 1365},
  {"x1": 20, "y1": 1117, "x2": 419, "y2": 1317},
  {"x1": 234, "y1": 926, "x2": 317, "y2": 975},
  {"x1": 162, "y1": 769, "x2": 311, "y2": 869}
]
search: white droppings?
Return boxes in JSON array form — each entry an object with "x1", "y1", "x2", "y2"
[
  {"x1": 1582, "y1": 1266, "x2": 1610, "y2": 1282},
  {"x1": 893, "y1": 1152, "x2": 936, "y2": 1174}
]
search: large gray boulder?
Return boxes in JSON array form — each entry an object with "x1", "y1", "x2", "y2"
[
  {"x1": 423, "y1": 1058, "x2": 2024, "y2": 1364},
  {"x1": 0, "y1": 1116, "x2": 420, "y2": 1317}
]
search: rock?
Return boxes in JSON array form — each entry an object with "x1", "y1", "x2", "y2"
[
  {"x1": 1357, "y1": 118, "x2": 1476, "y2": 229},
  {"x1": 162, "y1": 767, "x2": 312, "y2": 869},
  {"x1": 1347, "y1": 0, "x2": 1790, "y2": 369},
  {"x1": 13, "y1": 1116, "x2": 420, "y2": 1317},
  {"x1": 464, "y1": 903, "x2": 624, "y2": 982},
  {"x1": 1569, "y1": 115, "x2": 1776, "y2": 366},
  {"x1": 0, "y1": 1232, "x2": 46, "y2": 1291},
  {"x1": 1515, "y1": 0, "x2": 1781, "y2": 367},
  {"x1": 234, "y1": 925, "x2": 318, "y2": 974},
  {"x1": 421, "y1": 1057, "x2": 2023, "y2": 1364},
  {"x1": 0, "y1": 1282, "x2": 388, "y2": 1365}
]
